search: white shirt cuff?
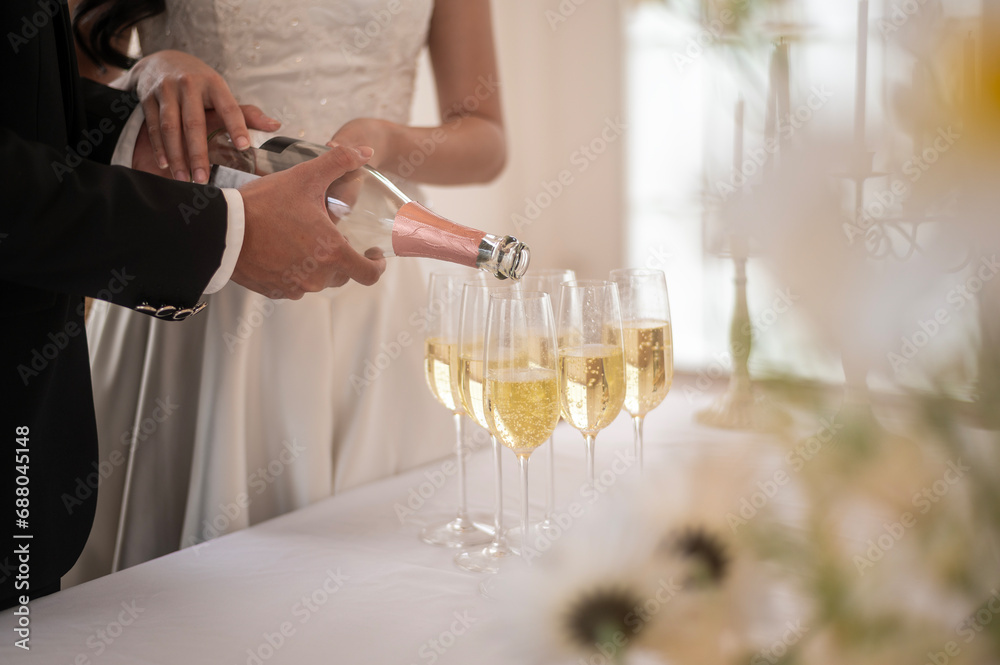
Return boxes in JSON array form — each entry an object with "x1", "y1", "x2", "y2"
[
  {"x1": 110, "y1": 106, "x2": 245, "y2": 296},
  {"x1": 203, "y1": 189, "x2": 246, "y2": 294}
]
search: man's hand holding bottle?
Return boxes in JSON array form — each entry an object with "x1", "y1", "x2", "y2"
[{"x1": 131, "y1": 105, "x2": 386, "y2": 298}]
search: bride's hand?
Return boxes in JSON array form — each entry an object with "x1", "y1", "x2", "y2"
[
  {"x1": 327, "y1": 118, "x2": 394, "y2": 171},
  {"x1": 132, "y1": 104, "x2": 275, "y2": 177},
  {"x1": 128, "y1": 50, "x2": 281, "y2": 184}
]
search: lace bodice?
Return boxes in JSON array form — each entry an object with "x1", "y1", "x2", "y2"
[{"x1": 138, "y1": 0, "x2": 435, "y2": 145}]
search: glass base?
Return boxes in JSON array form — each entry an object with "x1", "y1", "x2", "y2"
[
  {"x1": 536, "y1": 517, "x2": 562, "y2": 539},
  {"x1": 479, "y1": 576, "x2": 498, "y2": 600},
  {"x1": 504, "y1": 523, "x2": 549, "y2": 557},
  {"x1": 419, "y1": 515, "x2": 493, "y2": 548},
  {"x1": 454, "y1": 539, "x2": 515, "y2": 574},
  {"x1": 695, "y1": 382, "x2": 790, "y2": 432}
]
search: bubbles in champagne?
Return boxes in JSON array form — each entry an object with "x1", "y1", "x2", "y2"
[
  {"x1": 622, "y1": 320, "x2": 673, "y2": 417},
  {"x1": 424, "y1": 337, "x2": 459, "y2": 412},
  {"x1": 486, "y1": 368, "x2": 560, "y2": 455},
  {"x1": 458, "y1": 352, "x2": 488, "y2": 429},
  {"x1": 557, "y1": 344, "x2": 626, "y2": 434}
]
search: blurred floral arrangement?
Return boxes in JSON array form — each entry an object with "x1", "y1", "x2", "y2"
[
  {"x1": 495, "y1": 3, "x2": 1000, "y2": 664},
  {"x1": 640, "y1": 0, "x2": 791, "y2": 43}
]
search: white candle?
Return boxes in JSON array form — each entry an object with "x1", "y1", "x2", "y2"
[
  {"x1": 734, "y1": 96, "x2": 744, "y2": 181},
  {"x1": 855, "y1": 0, "x2": 869, "y2": 149}
]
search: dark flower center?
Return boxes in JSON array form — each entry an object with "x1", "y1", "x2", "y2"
[
  {"x1": 564, "y1": 587, "x2": 642, "y2": 655},
  {"x1": 668, "y1": 527, "x2": 729, "y2": 585}
]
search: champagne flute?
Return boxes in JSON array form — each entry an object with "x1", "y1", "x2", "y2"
[
  {"x1": 484, "y1": 291, "x2": 560, "y2": 560},
  {"x1": 610, "y1": 269, "x2": 673, "y2": 471},
  {"x1": 556, "y1": 281, "x2": 626, "y2": 487},
  {"x1": 420, "y1": 272, "x2": 492, "y2": 548},
  {"x1": 455, "y1": 281, "x2": 518, "y2": 573},
  {"x1": 518, "y1": 269, "x2": 575, "y2": 537}
]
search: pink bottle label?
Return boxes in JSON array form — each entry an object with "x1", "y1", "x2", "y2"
[{"x1": 391, "y1": 201, "x2": 484, "y2": 267}]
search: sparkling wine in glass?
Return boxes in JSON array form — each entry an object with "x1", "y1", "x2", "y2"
[
  {"x1": 420, "y1": 272, "x2": 492, "y2": 548},
  {"x1": 517, "y1": 269, "x2": 575, "y2": 537},
  {"x1": 610, "y1": 269, "x2": 673, "y2": 471},
  {"x1": 556, "y1": 281, "x2": 626, "y2": 487},
  {"x1": 455, "y1": 281, "x2": 519, "y2": 573},
  {"x1": 484, "y1": 291, "x2": 560, "y2": 560}
]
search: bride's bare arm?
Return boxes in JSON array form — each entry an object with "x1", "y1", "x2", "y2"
[{"x1": 329, "y1": 0, "x2": 506, "y2": 185}]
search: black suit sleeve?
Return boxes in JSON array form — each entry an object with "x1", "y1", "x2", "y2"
[
  {"x1": 0, "y1": 126, "x2": 229, "y2": 311},
  {"x1": 80, "y1": 79, "x2": 140, "y2": 165}
]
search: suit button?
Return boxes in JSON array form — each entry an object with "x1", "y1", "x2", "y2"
[
  {"x1": 192, "y1": 302, "x2": 208, "y2": 316},
  {"x1": 136, "y1": 302, "x2": 158, "y2": 315},
  {"x1": 172, "y1": 308, "x2": 193, "y2": 321},
  {"x1": 155, "y1": 305, "x2": 177, "y2": 319}
]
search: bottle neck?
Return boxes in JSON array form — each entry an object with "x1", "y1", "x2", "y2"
[
  {"x1": 390, "y1": 203, "x2": 529, "y2": 279},
  {"x1": 392, "y1": 202, "x2": 484, "y2": 268}
]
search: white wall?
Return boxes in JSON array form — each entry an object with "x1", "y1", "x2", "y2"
[{"x1": 410, "y1": 0, "x2": 627, "y2": 280}]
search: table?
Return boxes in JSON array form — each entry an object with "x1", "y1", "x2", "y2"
[{"x1": 1, "y1": 376, "x2": 770, "y2": 664}]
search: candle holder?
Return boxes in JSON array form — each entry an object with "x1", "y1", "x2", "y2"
[{"x1": 695, "y1": 233, "x2": 791, "y2": 431}]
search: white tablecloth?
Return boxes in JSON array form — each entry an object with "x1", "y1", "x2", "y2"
[{"x1": 2, "y1": 377, "x2": 765, "y2": 664}]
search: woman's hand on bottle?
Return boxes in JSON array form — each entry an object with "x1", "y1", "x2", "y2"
[
  {"x1": 327, "y1": 118, "x2": 394, "y2": 171},
  {"x1": 128, "y1": 50, "x2": 281, "y2": 184},
  {"x1": 132, "y1": 105, "x2": 273, "y2": 176}
]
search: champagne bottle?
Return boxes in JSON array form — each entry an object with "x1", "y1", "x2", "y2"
[{"x1": 206, "y1": 133, "x2": 529, "y2": 280}]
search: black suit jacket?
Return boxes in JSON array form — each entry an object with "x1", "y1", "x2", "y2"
[{"x1": 1, "y1": 0, "x2": 230, "y2": 608}]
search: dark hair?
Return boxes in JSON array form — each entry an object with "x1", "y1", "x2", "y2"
[{"x1": 72, "y1": 0, "x2": 166, "y2": 70}]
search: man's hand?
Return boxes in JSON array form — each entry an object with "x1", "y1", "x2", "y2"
[{"x1": 233, "y1": 145, "x2": 386, "y2": 299}]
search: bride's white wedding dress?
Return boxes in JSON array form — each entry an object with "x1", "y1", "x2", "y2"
[{"x1": 66, "y1": 0, "x2": 455, "y2": 585}]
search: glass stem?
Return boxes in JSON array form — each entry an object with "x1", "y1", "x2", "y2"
[
  {"x1": 491, "y1": 435, "x2": 505, "y2": 546},
  {"x1": 454, "y1": 413, "x2": 468, "y2": 521},
  {"x1": 632, "y1": 415, "x2": 645, "y2": 473},
  {"x1": 545, "y1": 434, "x2": 555, "y2": 521},
  {"x1": 518, "y1": 454, "x2": 530, "y2": 557},
  {"x1": 585, "y1": 434, "x2": 596, "y2": 487}
]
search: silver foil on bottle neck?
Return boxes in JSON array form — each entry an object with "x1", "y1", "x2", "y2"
[{"x1": 477, "y1": 234, "x2": 530, "y2": 280}]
